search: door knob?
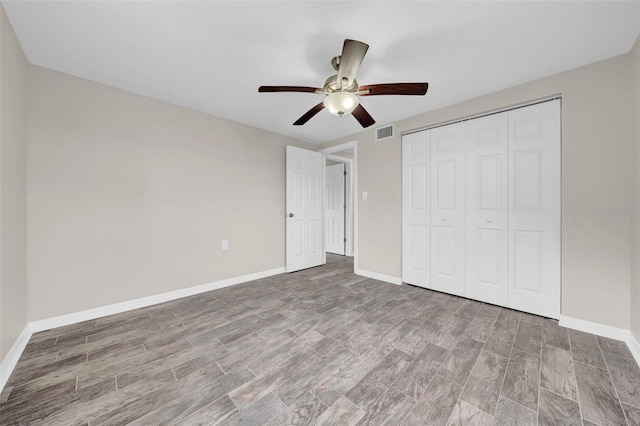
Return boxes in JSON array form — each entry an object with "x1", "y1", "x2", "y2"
[
  {"x1": 485, "y1": 218, "x2": 492, "y2": 223},
  {"x1": 442, "y1": 217, "x2": 448, "y2": 222},
  {"x1": 289, "y1": 213, "x2": 294, "y2": 218}
]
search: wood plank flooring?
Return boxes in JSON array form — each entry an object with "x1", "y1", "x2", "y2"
[{"x1": 1, "y1": 254, "x2": 639, "y2": 425}]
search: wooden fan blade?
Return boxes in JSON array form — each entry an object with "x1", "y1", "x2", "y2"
[
  {"x1": 293, "y1": 102, "x2": 325, "y2": 126},
  {"x1": 352, "y1": 104, "x2": 375, "y2": 128},
  {"x1": 359, "y1": 83, "x2": 429, "y2": 96},
  {"x1": 337, "y1": 39, "x2": 369, "y2": 88},
  {"x1": 259, "y1": 86, "x2": 321, "y2": 93}
]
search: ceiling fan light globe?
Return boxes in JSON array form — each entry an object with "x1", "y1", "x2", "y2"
[{"x1": 324, "y1": 92, "x2": 359, "y2": 117}]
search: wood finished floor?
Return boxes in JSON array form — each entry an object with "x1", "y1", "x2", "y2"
[{"x1": 2, "y1": 254, "x2": 639, "y2": 425}]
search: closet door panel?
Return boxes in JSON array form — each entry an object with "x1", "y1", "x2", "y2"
[
  {"x1": 430, "y1": 122, "x2": 466, "y2": 296},
  {"x1": 466, "y1": 113, "x2": 508, "y2": 305},
  {"x1": 402, "y1": 130, "x2": 430, "y2": 287},
  {"x1": 507, "y1": 100, "x2": 561, "y2": 318}
]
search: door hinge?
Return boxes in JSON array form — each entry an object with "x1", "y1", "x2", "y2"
[
  {"x1": 344, "y1": 238, "x2": 347, "y2": 242},
  {"x1": 344, "y1": 170, "x2": 347, "y2": 176}
]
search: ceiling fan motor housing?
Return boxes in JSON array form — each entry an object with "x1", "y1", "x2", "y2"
[{"x1": 323, "y1": 75, "x2": 358, "y2": 93}]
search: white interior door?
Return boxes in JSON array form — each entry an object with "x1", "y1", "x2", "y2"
[
  {"x1": 466, "y1": 113, "x2": 509, "y2": 305},
  {"x1": 507, "y1": 100, "x2": 561, "y2": 318},
  {"x1": 326, "y1": 163, "x2": 345, "y2": 255},
  {"x1": 286, "y1": 145, "x2": 324, "y2": 272},
  {"x1": 402, "y1": 130, "x2": 430, "y2": 287},
  {"x1": 430, "y1": 122, "x2": 466, "y2": 296}
]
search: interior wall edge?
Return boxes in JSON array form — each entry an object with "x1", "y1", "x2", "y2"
[
  {"x1": 0, "y1": 2, "x2": 29, "y2": 365},
  {"x1": 627, "y1": 330, "x2": 640, "y2": 372},
  {"x1": 0, "y1": 322, "x2": 31, "y2": 393},
  {"x1": 629, "y1": 33, "x2": 640, "y2": 344}
]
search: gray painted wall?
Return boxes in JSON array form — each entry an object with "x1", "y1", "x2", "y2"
[
  {"x1": 27, "y1": 66, "x2": 313, "y2": 321},
  {"x1": 0, "y1": 5, "x2": 28, "y2": 360}
]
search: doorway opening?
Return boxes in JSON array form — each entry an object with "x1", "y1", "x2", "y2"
[
  {"x1": 325, "y1": 158, "x2": 349, "y2": 256},
  {"x1": 320, "y1": 142, "x2": 357, "y2": 268}
]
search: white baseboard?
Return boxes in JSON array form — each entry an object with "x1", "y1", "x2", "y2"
[
  {"x1": 558, "y1": 314, "x2": 640, "y2": 367},
  {"x1": 6, "y1": 270, "x2": 640, "y2": 393},
  {"x1": 0, "y1": 266, "x2": 284, "y2": 393},
  {"x1": 627, "y1": 332, "x2": 640, "y2": 368},
  {"x1": 558, "y1": 315, "x2": 630, "y2": 341},
  {"x1": 30, "y1": 267, "x2": 284, "y2": 333},
  {"x1": 0, "y1": 324, "x2": 33, "y2": 392},
  {"x1": 355, "y1": 268, "x2": 402, "y2": 285}
]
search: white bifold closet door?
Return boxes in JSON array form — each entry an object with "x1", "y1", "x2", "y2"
[
  {"x1": 465, "y1": 113, "x2": 508, "y2": 306},
  {"x1": 401, "y1": 99, "x2": 561, "y2": 319},
  {"x1": 507, "y1": 100, "x2": 561, "y2": 318},
  {"x1": 430, "y1": 122, "x2": 466, "y2": 296},
  {"x1": 402, "y1": 131, "x2": 430, "y2": 287}
]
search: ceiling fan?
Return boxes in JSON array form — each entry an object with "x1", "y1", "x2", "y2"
[{"x1": 258, "y1": 39, "x2": 429, "y2": 128}]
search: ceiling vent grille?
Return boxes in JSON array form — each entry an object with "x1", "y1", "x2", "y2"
[{"x1": 376, "y1": 124, "x2": 394, "y2": 141}]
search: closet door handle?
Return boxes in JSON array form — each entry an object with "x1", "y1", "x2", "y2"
[
  {"x1": 485, "y1": 218, "x2": 492, "y2": 223},
  {"x1": 442, "y1": 217, "x2": 448, "y2": 222}
]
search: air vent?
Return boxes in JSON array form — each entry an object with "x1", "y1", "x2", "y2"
[{"x1": 375, "y1": 124, "x2": 394, "y2": 141}]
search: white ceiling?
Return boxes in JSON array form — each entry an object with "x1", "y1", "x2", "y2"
[{"x1": 3, "y1": 1, "x2": 639, "y2": 144}]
